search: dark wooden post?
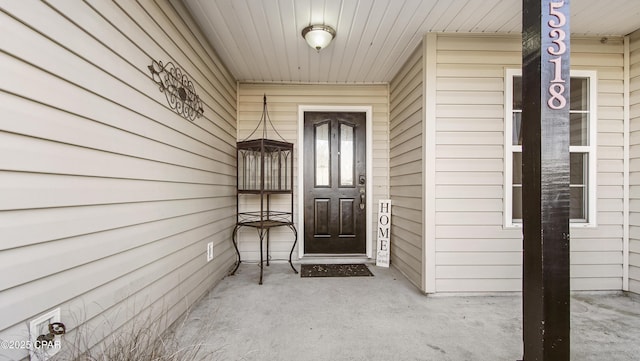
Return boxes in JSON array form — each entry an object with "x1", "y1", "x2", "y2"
[{"x1": 521, "y1": 0, "x2": 570, "y2": 360}]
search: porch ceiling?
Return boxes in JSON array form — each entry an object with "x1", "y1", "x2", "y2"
[{"x1": 183, "y1": 0, "x2": 640, "y2": 83}]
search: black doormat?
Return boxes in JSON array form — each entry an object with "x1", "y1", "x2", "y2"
[{"x1": 300, "y1": 264, "x2": 373, "y2": 278}]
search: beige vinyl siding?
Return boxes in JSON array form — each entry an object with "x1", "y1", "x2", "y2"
[
  {"x1": 237, "y1": 83, "x2": 389, "y2": 261},
  {"x1": 0, "y1": 1, "x2": 236, "y2": 359},
  {"x1": 571, "y1": 36, "x2": 625, "y2": 291},
  {"x1": 629, "y1": 29, "x2": 640, "y2": 294},
  {"x1": 389, "y1": 44, "x2": 424, "y2": 289},
  {"x1": 434, "y1": 34, "x2": 625, "y2": 292}
]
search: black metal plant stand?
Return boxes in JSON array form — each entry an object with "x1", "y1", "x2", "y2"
[{"x1": 230, "y1": 95, "x2": 298, "y2": 284}]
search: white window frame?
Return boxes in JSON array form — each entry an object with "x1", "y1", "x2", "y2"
[{"x1": 504, "y1": 68, "x2": 598, "y2": 228}]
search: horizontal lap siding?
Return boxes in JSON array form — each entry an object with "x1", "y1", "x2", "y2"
[
  {"x1": 572, "y1": 36, "x2": 625, "y2": 291},
  {"x1": 630, "y1": 29, "x2": 640, "y2": 294},
  {"x1": 0, "y1": 1, "x2": 236, "y2": 359},
  {"x1": 434, "y1": 34, "x2": 519, "y2": 293},
  {"x1": 237, "y1": 83, "x2": 389, "y2": 261},
  {"x1": 389, "y1": 44, "x2": 424, "y2": 289},
  {"x1": 434, "y1": 34, "x2": 625, "y2": 292}
]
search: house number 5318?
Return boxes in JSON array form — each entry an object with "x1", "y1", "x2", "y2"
[{"x1": 547, "y1": 0, "x2": 568, "y2": 110}]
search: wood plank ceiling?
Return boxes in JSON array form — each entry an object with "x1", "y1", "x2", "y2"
[{"x1": 183, "y1": 0, "x2": 640, "y2": 83}]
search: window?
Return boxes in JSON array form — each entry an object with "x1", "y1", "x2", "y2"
[{"x1": 504, "y1": 69, "x2": 597, "y2": 227}]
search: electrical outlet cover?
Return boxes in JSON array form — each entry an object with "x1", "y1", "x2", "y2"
[
  {"x1": 207, "y1": 242, "x2": 214, "y2": 262},
  {"x1": 29, "y1": 308, "x2": 61, "y2": 360}
]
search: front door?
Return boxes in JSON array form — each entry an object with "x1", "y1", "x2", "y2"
[{"x1": 304, "y1": 112, "x2": 366, "y2": 254}]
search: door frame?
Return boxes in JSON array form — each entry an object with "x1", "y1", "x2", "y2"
[{"x1": 297, "y1": 105, "x2": 373, "y2": 259}]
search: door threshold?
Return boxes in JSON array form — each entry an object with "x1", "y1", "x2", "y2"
[{"x1": 298, "y1": 255, "x2": 372, "y2": 265}]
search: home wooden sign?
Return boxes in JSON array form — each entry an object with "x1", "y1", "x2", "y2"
[{"x1": 376, "y1": 199, "x2": 391, "y2": 267}]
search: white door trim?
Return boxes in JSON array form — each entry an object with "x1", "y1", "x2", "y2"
[{"x1": 297, "y1": 105, "x2": 373, "y2": 259}]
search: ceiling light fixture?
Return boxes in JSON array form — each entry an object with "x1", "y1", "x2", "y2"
[{"x1": 301, "y1": 24, "x2": 336, "y2": 52}]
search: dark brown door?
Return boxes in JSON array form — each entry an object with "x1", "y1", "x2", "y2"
[{"x1": 304, "y1": 112, "x2": 366, "y2": 254}]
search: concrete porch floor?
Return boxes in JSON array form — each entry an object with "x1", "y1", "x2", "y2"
[{"x1": 176, "y1": 263, "x2": 640, "y2": 361}]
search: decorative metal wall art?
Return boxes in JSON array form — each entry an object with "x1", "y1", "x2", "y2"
[{"x1": 148, "y1": 59, "x2": 204, "y2": 121}]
